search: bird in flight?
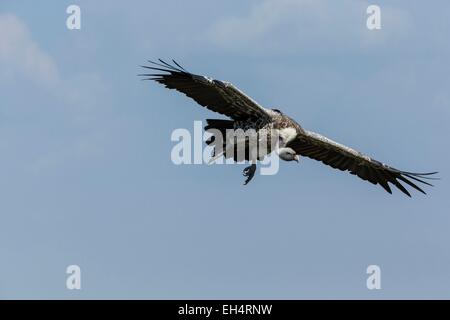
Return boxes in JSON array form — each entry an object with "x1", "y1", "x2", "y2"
[{"x1": 140, "y1": 59, "x2": 437, "y2": 196}]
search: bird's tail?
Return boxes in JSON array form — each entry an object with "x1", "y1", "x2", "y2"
[
  {"x1": 205, "y1": 119, "x2": 234, "y2": 141},
  {"x1": 204, "y1": 119, "x2": 234, "y2": 161},
  {"x1": 205, "y1": 119, "x2": 264, "y2": 162}
]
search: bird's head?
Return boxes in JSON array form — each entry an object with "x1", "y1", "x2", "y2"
[
  {"x1": 278, "y1": 147, "x2": 299, "y2": 162},
  {"x1": 271, "y1": 108, "x2": 283, "y2": 115}
]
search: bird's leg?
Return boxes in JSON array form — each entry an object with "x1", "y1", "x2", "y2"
[
  {"x1": 243, "y1": 163, "x2": 257, "y2": 185},
  {"x1": 243, "y1": 141, "x2": 259, "y2": 185}
]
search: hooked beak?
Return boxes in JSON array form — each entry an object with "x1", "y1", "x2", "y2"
[{"x1": 294, "y1": 155, "x2": 299, "y2": 163}]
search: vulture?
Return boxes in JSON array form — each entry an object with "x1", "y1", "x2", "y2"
[{"x1": 140, "y1": 59, "x2": 438, "y2": 196}]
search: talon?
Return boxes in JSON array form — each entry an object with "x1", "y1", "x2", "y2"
[{"x1": 242, "y1": 164, "x2": 257, "y2": 185}]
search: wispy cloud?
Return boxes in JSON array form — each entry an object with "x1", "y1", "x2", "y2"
[
  {"x1": 0, "y1": 14, "x2": 59, "y2": 86},
  {"x1": 0, "y1": 13, "x2": 110, "y2": 109},
  {"x1": 0, "y1": 14, "x2": 112, "y2": 173},
  {"x1": 207, "y1": 0, "x2": 411, "y2": 55}
]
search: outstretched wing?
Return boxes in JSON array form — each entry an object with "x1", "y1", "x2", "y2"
[
  {"x1": 140, "y1": 59, "x2": 271, "y2": 121},
  {"x1": 287, "y1": 130, "x2": 438, "y2": 197}
]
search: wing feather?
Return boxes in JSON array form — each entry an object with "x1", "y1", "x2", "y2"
[
  {"x1": 140, "y1": 60, "x2": 271, "y2": 121},
  {"x1": 287, "y1": 130, "x2": 438, "y2": 196}
]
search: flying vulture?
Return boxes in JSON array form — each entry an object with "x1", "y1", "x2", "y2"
[{"x1": 140, "y1": 59, "x2": 438, "y2": 196}]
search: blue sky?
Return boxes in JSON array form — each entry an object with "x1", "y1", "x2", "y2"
[{"x1": 0, "y1": 0, "x2": 449, "y2": 299}]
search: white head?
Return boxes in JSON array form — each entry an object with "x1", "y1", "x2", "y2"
[{"x1": 278, "y1": 147, "x2": 299, "y2": 162}]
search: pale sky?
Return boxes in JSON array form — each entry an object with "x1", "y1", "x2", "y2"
[{"x1": 0, "y1": 0, "x2": 449, "y2": 299}]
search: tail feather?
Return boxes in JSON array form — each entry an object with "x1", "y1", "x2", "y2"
[
  {"x1": 205, "y1": 119, "x2": 267, "y2": 162},
  {"x1": 204, "y1": 119, "x2": 234, "y2": 146}
]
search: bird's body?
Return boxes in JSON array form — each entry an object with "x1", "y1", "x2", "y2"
[
  {"x1": 141, "y1": 59, "x2": 437, "y2": 196},
  {"x1": 206, "y1": 108, "x2": 301, "y2": 172}
]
